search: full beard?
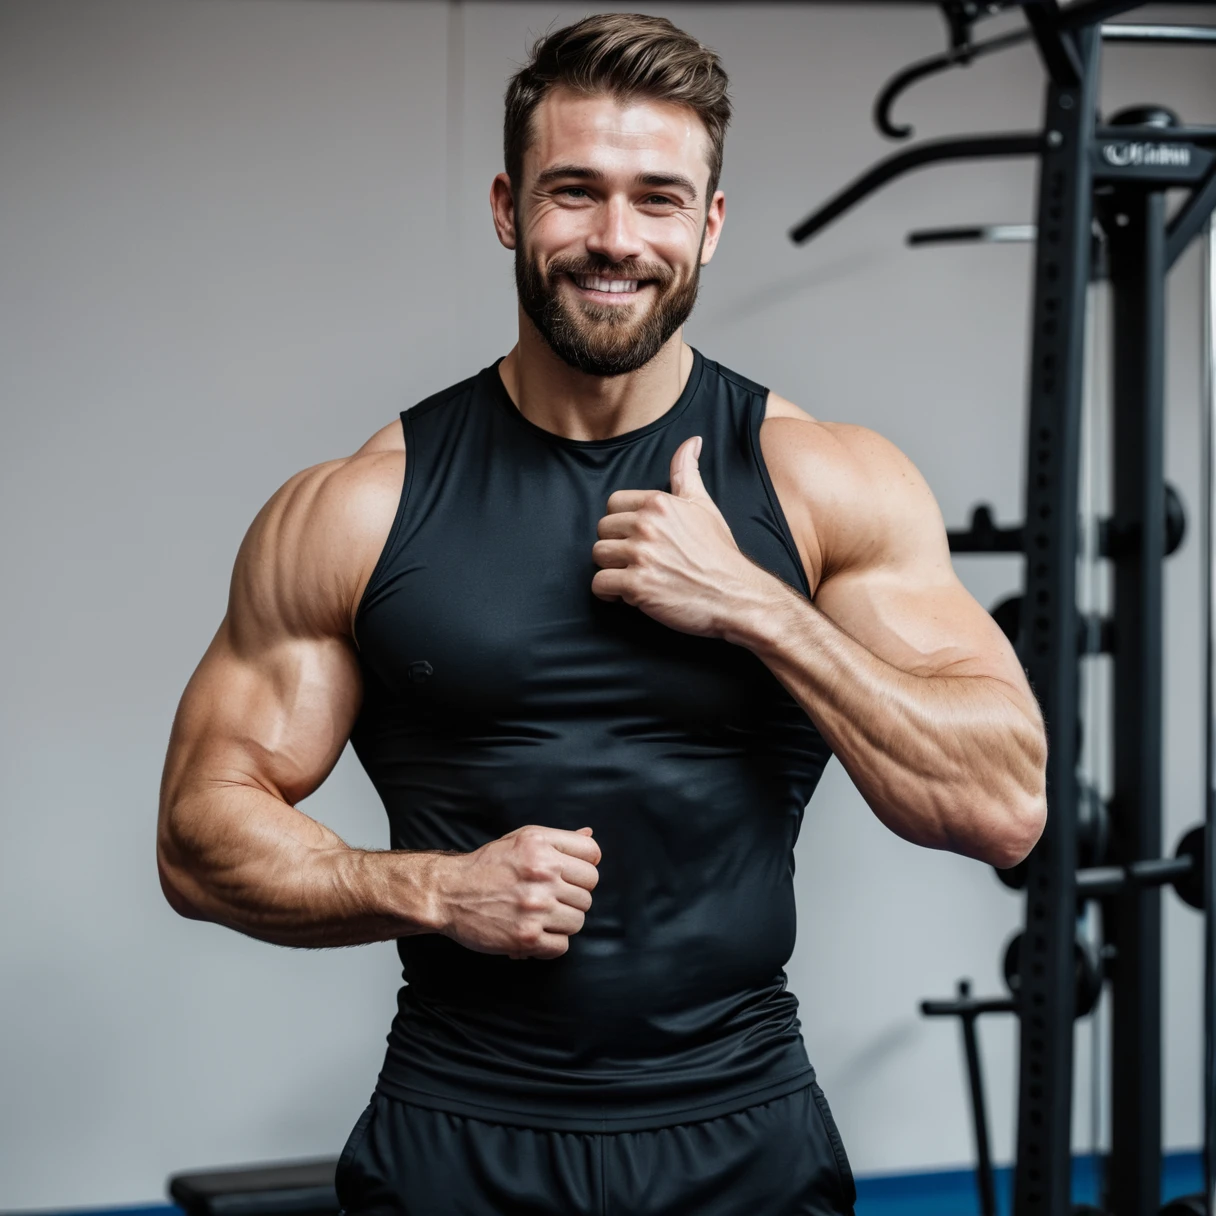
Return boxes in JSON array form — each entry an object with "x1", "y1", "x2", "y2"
[{"x1": 515, "y1": 247, "x2": 702, "y2": 378}]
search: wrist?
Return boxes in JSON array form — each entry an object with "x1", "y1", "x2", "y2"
[
  {"x1": 718, "y1": 563, "x2": 804, "y2": 652},
  {"x1": 355, "y1": 847, "x2": 451, "y2": 937},
  {"x1": 405, "y1": 851, "x2": 453, "y2": 936}
]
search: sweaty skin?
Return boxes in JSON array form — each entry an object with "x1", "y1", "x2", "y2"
[{"x1": 157, "y1": 89, "x2": 1046, "y2": 951}]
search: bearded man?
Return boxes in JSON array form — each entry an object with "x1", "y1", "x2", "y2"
[{"x1": 157, "y1": 13, "x2": 1047, "y2": 1216}]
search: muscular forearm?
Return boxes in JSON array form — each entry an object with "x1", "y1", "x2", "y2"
[
  {"x1": 157, "y1": 785, "x2": 446, "y2": 947},
  {"x1": 724, "y1": 578, "x2": 1047, "y2": 867}
]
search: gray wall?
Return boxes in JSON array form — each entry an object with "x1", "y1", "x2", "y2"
[{"x1": 1, "y1": 0, "x2": 1212, "y2": 1207}]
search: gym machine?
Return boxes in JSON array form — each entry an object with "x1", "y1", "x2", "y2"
[{"x1": 789, "y1": 4, "x2": 1216, "y2": 1215}]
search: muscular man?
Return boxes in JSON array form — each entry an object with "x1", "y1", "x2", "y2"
[{"x1": 157, "y1": 13, "x2": 1047, "y2": 1216}]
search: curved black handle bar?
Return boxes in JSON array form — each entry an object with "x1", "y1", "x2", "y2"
[
  {"x1": 874, "y1": 27, "x2": 1033, "y2": 141},
  {"x1": 873, "y1": 15, "x2": 1213, "y2": 143},
  {"x1": 789, "y1": 132, "x2": 1043, "y2": 247}
]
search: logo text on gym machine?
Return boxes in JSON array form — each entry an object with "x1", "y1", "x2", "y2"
[{"x1": 1101, "y1": 141, "x2": 1192, "y2": 168}]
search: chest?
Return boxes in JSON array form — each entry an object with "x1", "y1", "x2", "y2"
[{"x1": 356, "y1": 444, "x2": 801, "y2": 733}]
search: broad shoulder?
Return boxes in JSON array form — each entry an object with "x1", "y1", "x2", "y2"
[
  {"x1": 759, "y1": 393, "x2": 915, "y2": 492},
  {"x1": 230, "y1": 435, "x2": 405, "y2": 646},
  {"x1": 356, "y1": 417, "x2": 407, "y2": 456},
  {"x1": 759, "y1": 392, "x2": 947, "y2": 594}
]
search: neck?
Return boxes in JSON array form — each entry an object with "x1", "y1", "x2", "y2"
[{"x1": 497, "y1": 309, "x2": 694, "y2": 442}]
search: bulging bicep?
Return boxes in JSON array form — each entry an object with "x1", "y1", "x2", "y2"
[
  {"x1": 161, "y1": 460, "x2": 379, "y2": 821},
  {"x1": 155, "y1": 618, "x2": 362, "y2": 912},
  {"x1": 166, "y1": 618, "x2": 363, "y2": 811},
  {"x1": 770, "y1": 417, "x2": 1033, "y2": 693}
]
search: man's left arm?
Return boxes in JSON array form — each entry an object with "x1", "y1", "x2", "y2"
[{"x1": 591, "y1": 425, "x2": 1047, "y2": 869}]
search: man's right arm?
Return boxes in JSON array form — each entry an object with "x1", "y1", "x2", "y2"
[
  {"x1": 157, "y1": 446, "x2": 602, "y2": 956},
  {"x1": 155, "y1": 452, "x2": 441, "y2": 947}
]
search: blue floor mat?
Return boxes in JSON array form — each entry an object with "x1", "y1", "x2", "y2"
[
  {"x1": 8, "y1": 1152, "x2": 1204, "y2": 1216},
  {"x1": 855, "y1": 1150, "x2": 1204, "y2": 1215}
]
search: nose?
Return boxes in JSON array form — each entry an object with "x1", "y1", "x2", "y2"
[{"x1": 584, "y1": 195, "x2": 645, "y2": 265}]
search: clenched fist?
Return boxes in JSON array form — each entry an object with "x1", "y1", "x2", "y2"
[{"x1": 431, "y1": 825, "x2": 601, "y2": 959}]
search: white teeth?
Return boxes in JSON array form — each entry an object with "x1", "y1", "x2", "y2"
[{"x1": 574, "y1": 274, "x2": 640, "y2": 294}]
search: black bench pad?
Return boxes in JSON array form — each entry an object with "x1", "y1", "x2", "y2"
[{"x1": 168, "y1": 1157, "x2": 340, "y2": 1216}]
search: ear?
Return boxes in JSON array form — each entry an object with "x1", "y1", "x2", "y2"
[
  {"x1": 490, "y1": 172, "x2": 517, "y2": 251},
  {"x1": 699, "y1": 190, "x2": 726, "y2": 267}
]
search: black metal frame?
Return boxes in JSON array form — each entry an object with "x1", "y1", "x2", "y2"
[
  {"x1": 789, "y1": 8, "x2": 1216, "y2": 1215},
  {"x1": 1101, "y1": 145, "x2": 1170, "y2": 1216},
  {"x1": 1009, "y1": 26, "x2": 1099, "y2": 1213}
]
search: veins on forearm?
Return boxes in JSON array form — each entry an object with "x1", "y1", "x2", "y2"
[
  {"x1": 161, "y1": 784, "x2": 435, "y2": 948},
  {"x1": 738, "y1": 584, "x2": 1044, "y2": 840}
]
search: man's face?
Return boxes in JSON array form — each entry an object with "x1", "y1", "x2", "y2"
[{"x1": 492, "y1": 88, "x2": 726, "y2": 377}]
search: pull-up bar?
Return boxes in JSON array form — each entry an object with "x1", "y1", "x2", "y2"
[{"x1": 876, "y1": 20, "x2": 1216, "y2": 142}]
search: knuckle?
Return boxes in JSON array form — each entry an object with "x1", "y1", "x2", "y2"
[
  {"x1": 518, "y1": 891, "x2": 548, "y2": 914},
  {"x1": 518, "y1": 837, "x2": 551, "y2": 864}
]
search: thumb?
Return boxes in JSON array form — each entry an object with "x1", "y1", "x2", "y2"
[
  {"x1": 670, "y1": 435, "x2": 709, "y2": 501},
  {"x1": 577, "y1": 826, "x2": 594, "y2": 835}
]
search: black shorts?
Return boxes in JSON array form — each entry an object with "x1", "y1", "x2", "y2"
[{"x1": 335, "y1": 1082, "x2": 856, "y2": 1216}]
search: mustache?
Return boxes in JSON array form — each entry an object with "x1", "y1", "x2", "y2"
[{"x1": 544, "y1": 255, "x2": 676, "y2": 288}]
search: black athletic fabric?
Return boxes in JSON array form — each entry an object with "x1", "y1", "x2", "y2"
[
  {"x1": 335, "y1": 1083, "x2": 856, "y2": 1216},
  {"x1": 351, "y1": 350, "x2": 835, "y2": 1130}
]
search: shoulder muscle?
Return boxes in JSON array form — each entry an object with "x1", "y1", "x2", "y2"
[
  {"x1": 760, "y1": 408, "x2": 947, "y2": 593},
  {"x1": 230, "y1": 448, "x2": 405, "y2": 651}
]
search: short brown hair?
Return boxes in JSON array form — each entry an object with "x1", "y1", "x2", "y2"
[{"x1": 503, "y1": 13, "x2": 731, "y2": 199}]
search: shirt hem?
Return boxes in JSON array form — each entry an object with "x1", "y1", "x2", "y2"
[{"x1": 372, "y1": 1066, "x2": 816, "y2": 1133}]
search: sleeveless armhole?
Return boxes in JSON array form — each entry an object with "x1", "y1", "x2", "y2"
[
  {"x1": 738, "y1": 377, "x2": 814, "y2": 601},
  {"x1": 352, "y1": 409, "x2": 415, "y2": 646}
]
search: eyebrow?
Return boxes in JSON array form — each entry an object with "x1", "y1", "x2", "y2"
[{"x1": 535, "y1": 164, "x2": 699, "y2": 202}]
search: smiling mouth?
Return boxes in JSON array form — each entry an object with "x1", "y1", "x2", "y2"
[{"x1": 568, "y1": 273, "x2": 650, "y2": 296}]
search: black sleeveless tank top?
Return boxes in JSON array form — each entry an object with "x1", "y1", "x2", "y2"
[{"x1": 351, "y1": 350, "x2": 834, "y2": 1131}]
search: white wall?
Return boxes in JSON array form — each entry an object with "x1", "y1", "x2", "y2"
[{"x1": 1, "y1": 0, "x2": 1212, "y2": 1207}]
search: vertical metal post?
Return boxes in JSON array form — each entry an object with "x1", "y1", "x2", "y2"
[
  {"x1": 1104, "y1": 184, "x2": 1168, "y2": 1216},
  {"x1": 1013, "y1": 28, "x2": 1100, "y2": 1216},
  {"x1": 959, "y1": 989, "x2": 998, "y2": 1216},
  {"x1": 1203, "y1": 211, "x2": 1216, "y2": 1213}
]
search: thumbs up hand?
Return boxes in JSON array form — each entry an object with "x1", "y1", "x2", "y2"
[{"x1": 591, "y1": 436, "x2": 774, "y2": 640}]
